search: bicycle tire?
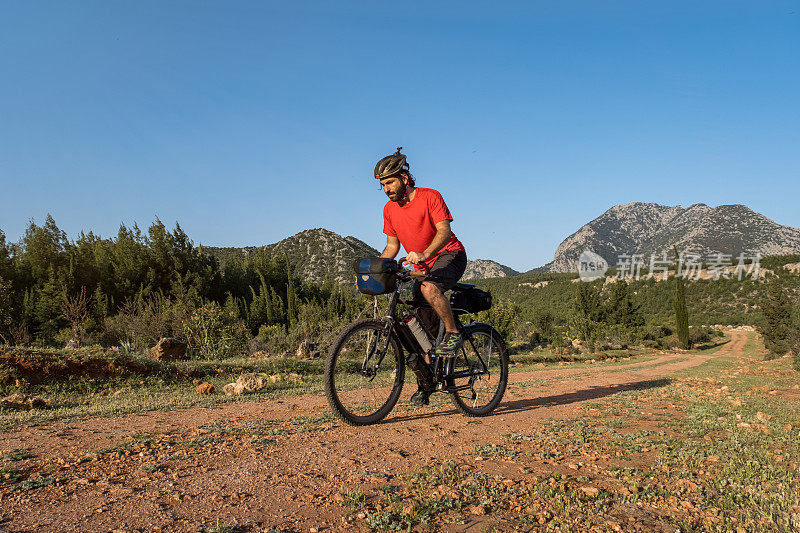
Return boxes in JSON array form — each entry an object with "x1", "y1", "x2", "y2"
[
  {"x1": 447, "y1": 323, "x2": 508, "y2": 417},
  {"x1": 324, "y1": 318, "x2": 405, "y2": 426}
]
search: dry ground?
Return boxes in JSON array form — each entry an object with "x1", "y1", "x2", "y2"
[{"x1": 1, "y1": 331, "x2": 799, "y2": 532}]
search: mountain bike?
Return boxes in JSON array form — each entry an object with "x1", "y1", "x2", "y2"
[{"x1": 324, "y1": 258, "x2": 508, "y2": 426}]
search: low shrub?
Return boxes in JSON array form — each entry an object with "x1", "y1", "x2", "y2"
[
  {"x1": 659, "y1": 335, "x2": 684, "y2": 350},
  {"x1": 183, "y1": 302, "x2": 248, "y2": 359}
]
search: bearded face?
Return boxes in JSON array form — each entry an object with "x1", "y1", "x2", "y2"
[{"x1": 380, "y1": 175, "x2": 410, "y2": 203}]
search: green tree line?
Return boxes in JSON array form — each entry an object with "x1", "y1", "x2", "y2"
[{"x1": 0, "y1": 216, "x2": 368, "y2": 356}]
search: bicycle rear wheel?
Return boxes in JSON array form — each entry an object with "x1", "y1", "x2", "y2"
[
  {"x1": 447, "y1": 323, "x2": 508, "y2": 416},
  {"x1": 324, "y1": 318, "x2": 405, "y2": 426}
]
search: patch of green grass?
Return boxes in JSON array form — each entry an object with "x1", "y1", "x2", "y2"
[
  {"x1": 95, "y1": 433, "x2": 155, "y2": 455},
  {"x1": 290, "y1": 413, "x2": 335, "y2": 426},
  {"x1": 15, "y1": 477, "x2": 54, "y2": 491},
  {"x1": 414, "y1": 494, "x2": 462, "y2": 525},
  {"x1": 377, "y1": 483, "x2": 396, "y2": 492},
  {"x1": 365, "y1": 510, "x2": 405, "y2": 531},
  {"x1": 503, "y1": 433, "x2": 533, "y2": 442},
  {"x1": 241, "y1": 419, "x2": 278, "y2": 435},
  {"x1": 412, "y1": 460, "x2": 461, "y2": 489},
  {"x1": 1, "y1": 449, "x2": 35, "y2": 461},
  {"x1": 474, "y1": 444, "x2": 518, "y2": 458},
  {"x1": 601, "y1": 417, "x2": 626, "y2": 428},
  {"x1": 197, "y1": 520, "x2": 244, "y2": 533},
  {"x1": 0, "y1": 465, "x2": 23, "y2": 482},
  {"x1": 341, "y1": 489, "x2": 366, "y2": 511},
  {"x1": 198, "y1": 419, "x2": 239, "y2": 435}
]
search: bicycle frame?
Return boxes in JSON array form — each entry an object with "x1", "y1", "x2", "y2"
[{"x1": 373, "y1": 272, "x2": 494, "y2": 386}]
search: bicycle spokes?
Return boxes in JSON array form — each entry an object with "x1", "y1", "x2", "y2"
[
  {"x1": 325, "y1": 319, "x2": 405, "y2": 425},
  {"x1": 447, "y1": 324, "x2": 508, "y2": 416}
]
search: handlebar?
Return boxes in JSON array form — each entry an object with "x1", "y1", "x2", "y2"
[{"x1": 398, "y1": 257, "x2": 430, "y2": 277}]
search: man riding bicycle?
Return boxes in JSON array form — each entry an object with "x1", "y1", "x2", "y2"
[{"x1": 375, "y1": 147, "x2": 468, "y2": 405}]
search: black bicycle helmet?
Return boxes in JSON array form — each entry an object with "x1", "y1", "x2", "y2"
[{"x1": 374, "y1": 147, "x2": 410, "y2": 179}]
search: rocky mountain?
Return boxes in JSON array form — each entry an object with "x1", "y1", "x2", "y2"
[
  {"x1": 463, "y1": 259, "x2": 519, "y2": 280},
  {"x1": 205, "y1": 229, "x2": 520, "y2": 284},
  {"x1": 204, "y1": 229, "x2": 380, "y2": 284},
  {"x1": 541, "y1": 203, "x2": 800, "y2": 273}
]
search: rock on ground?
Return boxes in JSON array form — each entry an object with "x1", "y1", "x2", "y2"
[
  {"x1": 1, "y1": 393, "x2": 49, "y2": 410},
  {"x1": 222, "y1": 372, "x2": 288, "y2": 396},
  {"x1": 223, "y1": 382, "x2": 246, "y2": 396},
  {"x1": 195, "y1": 383, "x2": 215, "y2": 395},
  {"x1": 296, "y1": 340, "x2": 320, "y2": 358},
  {"x1": 237, "y1": 373, "x2": 268, "y2": 391},
  {"x1": 147, "y1": 338, "x2": 188, "y2": 361}
]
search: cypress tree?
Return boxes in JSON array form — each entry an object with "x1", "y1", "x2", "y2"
[
  {"x1": 247, "y1": 286, "x2": 263, "y2": 329},
  {"x1": 573, "y1": 283, "x2": 602, "y2": 340},
  {"x1": 268, "y1": 286, "x2": 284, "y2": 324},
  {"x1": 759, "y1": 277, "x2": 792, "y2": 356},
  {"x1": 673, "y1": 246, "x2": 690, "y2": 349},
  {"x1": 284, "y1": 253, "x2": 297, "y2": 325}
]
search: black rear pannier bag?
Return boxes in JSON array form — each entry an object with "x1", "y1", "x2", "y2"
[
  {"x1": 353, "y1": 257, "x2": 398, "y2": 295},
  {"x1": 450, "y1": 286, "x2": 492, "y2": 313}
]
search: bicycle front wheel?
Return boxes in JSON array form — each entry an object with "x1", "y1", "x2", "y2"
[
  {"x1": 447, "y1": 323, "x2": 508, "y2": 416},
  {"x1": 324, "y1": 318, "x2": 405, "y2": 426}
]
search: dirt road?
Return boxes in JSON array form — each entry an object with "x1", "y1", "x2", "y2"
[{"x1": 0, "y1": 332, "x2": 747, "y2": 532}]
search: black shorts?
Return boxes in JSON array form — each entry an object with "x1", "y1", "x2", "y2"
[{"x1": 412, "y1": 249, "x2": 468, "y2": 300}]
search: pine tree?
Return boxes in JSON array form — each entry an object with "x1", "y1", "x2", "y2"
[
  {"x1": 673, "y1": 246, "x2": 690, "y2": 349},
  {"x1": 573, "y1": 283, "x2": 603, "y2": 340},
  {"x1": 606, "y1": 281, "x2": 644, "y2": 328}
]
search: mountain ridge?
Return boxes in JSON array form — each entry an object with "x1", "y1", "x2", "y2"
[
  {"x1": 541, "y1": 202, "x2": 800, "y2": 273},
  {"x1": 203, "y1": 228, "x2": 380, "y2": 285},
  {"x1": 202, "y1": 202, "x2": 800, "y2": 282},
  {"x1": 203, "y1": 229, "x2": 520, "y2": 284}
]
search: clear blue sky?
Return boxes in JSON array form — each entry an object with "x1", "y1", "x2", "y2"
[{"x1": 1, "y1": 1, "x2": 798, "y2": 271}]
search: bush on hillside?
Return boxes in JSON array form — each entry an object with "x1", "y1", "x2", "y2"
[{"x1": 183, "y1": 302, "x2": 248, "y2": 359}]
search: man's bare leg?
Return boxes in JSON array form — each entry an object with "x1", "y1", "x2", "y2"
[{"x1": 419, "y1": 281, "x2": 458, "y2": 363}]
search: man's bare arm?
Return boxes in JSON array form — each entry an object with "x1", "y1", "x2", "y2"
[
  {"x1": 407, "y1": 220, "x2": 452, "y2": 264},
  {"x1": 424, "y1": 220, "x2": 453, "y2": 257},
  {"x1": 381, "y1": 235, "x2": 401, "y2": 259}
]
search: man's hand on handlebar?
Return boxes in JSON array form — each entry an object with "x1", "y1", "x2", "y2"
[
  {"x1": 398, "y1": 256, "x2": 430, "y2": 277},
  {"x1": 405, "y1": 251, "x2": 430, "y2": 265}
]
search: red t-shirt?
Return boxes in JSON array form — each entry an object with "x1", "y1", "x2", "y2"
[{"x1": 383, "y1": 187, "x2": 466, "y2": 270}]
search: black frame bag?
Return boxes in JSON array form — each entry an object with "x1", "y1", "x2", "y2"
[
  {"x1": 450, "y1": 286, "x2": 492, "y2": 313},
  {"x1": 353, "y1": 257, "x2": 398, "y2": 295}
]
